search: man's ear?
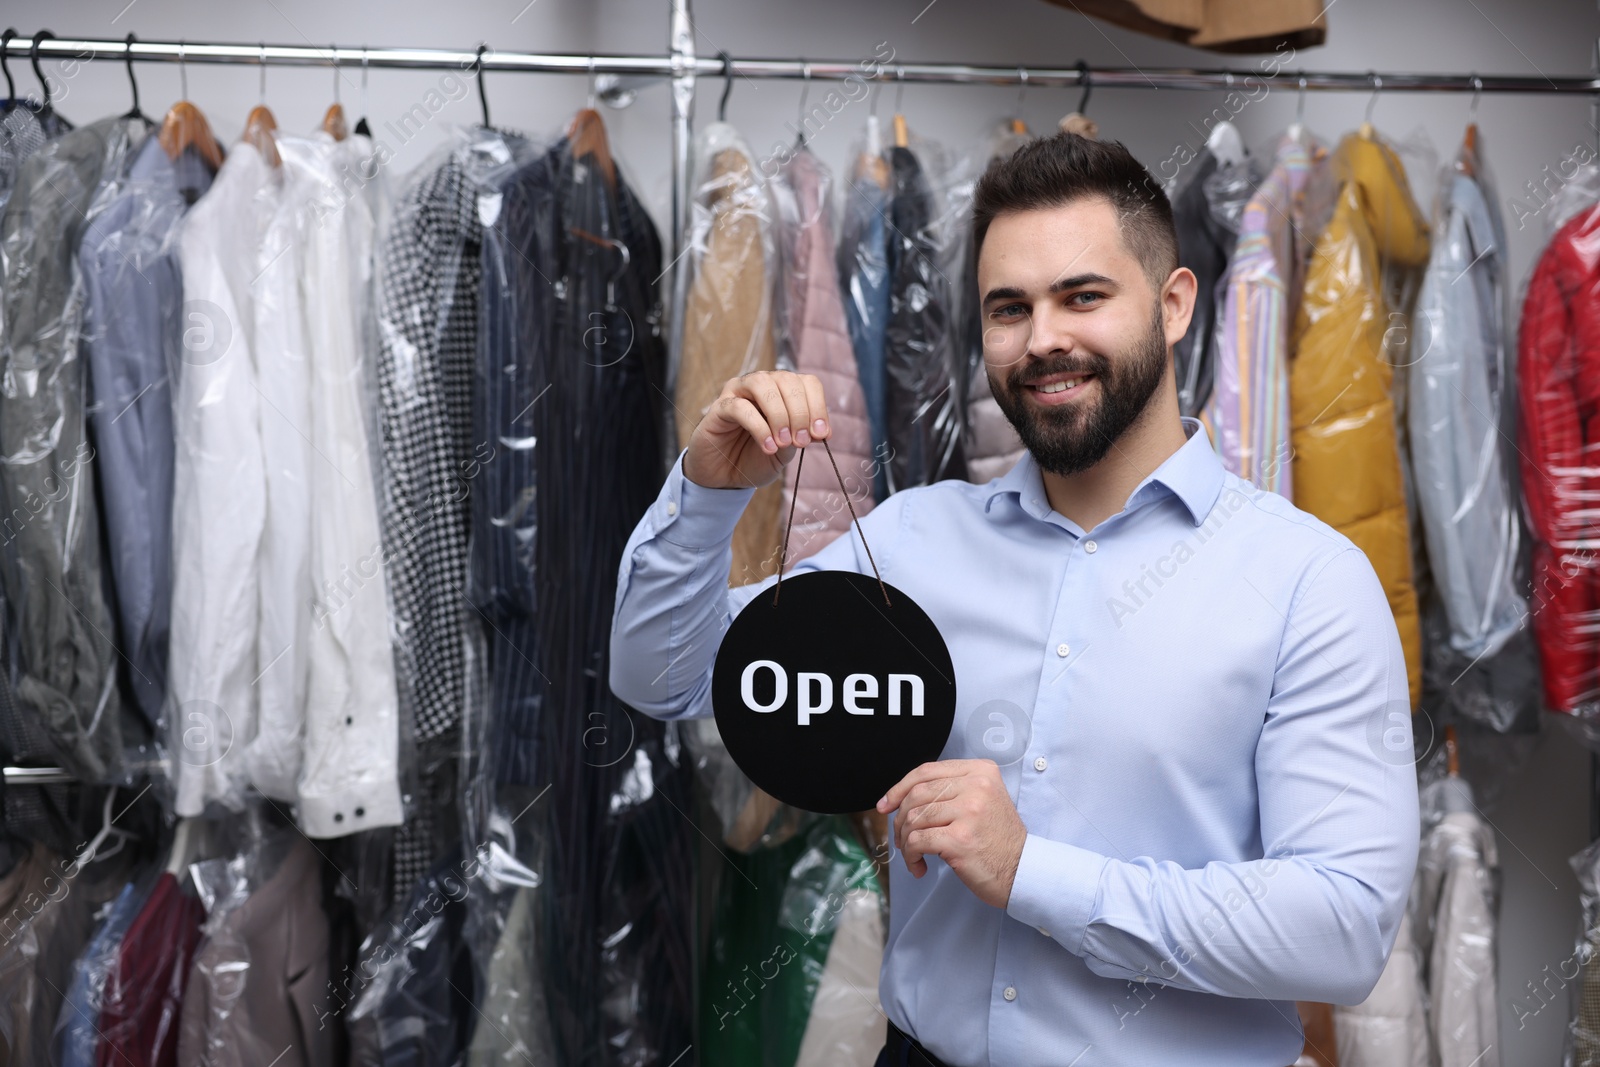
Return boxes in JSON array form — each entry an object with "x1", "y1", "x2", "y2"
[{"x1": 1160, "y1": 266, "x2": 1198, "y2": 349}]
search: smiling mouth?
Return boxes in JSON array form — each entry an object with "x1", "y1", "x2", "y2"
[{"x1": 1023, "y1": 374, "x2": 1096, "y2": 403}]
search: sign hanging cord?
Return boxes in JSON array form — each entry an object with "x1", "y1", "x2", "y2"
[{"x1": 772, "y1": 439, "x2": 891, "y2": 608}]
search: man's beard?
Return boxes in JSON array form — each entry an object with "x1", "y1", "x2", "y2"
[{"x1": 987, "y1": 306, "x2": 1169, "y2": 477}]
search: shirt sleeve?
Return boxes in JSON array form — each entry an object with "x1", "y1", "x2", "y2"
[
  {"x1": 609, "y1": 448, "x2": 904, "y2": 721},
  {"x1": 1005, "y1": 546, "x2": 1421, "y2": 1005}
]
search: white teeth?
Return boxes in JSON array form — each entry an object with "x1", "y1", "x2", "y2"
[{"x1": 1037, "y1": 378, "x2": 1082, "y2": 394}]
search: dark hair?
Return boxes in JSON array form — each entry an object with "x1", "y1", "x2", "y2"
[{"x1": 971, "y1": 132, "x2": 1177, "y2": 288}]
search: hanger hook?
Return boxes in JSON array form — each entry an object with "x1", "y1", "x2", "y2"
[
  {"x1": 0, "y1": 29, "x2": 14, "y2": 104},
  {"x1": 1364, "y1": 71, "x2": 1382, "y2": 125},
  {"x1": 362, "y1": 46, "x2": 369, "y2": 114},
  {"x1": 1016, "y1": 65, "x2": 1028, "y2": 115},
  {"x1": 1469, "y1": 74, "x2": 1482, "y2": 121},
  {"x1": 331, "y1": 43, "x2": 340, "y2": 104},
  {"x1": 259, "y1": 42, "x2": 268, "y2": 104},
  {"x1": 717, "y1": 50, "x2": 732, "y2": 123},
  {"x1": 1297, "y1": 71, "x2": 1307, "y2": 122},
  {"x1": 797, "y1": 60, "x2": 811, "y2": 134},
  {"x1": 895, "y1": 64, "x2": 906, "y2": 114},
  {"x1": 476, "y1": 44, "x2": 491, "y2": 127},
  {"x1": 177, "y1": 38, "x2": 187, "y2": 101},
  {"x1": 587, "y1": 55, "x2": 597, "y2": 110},
  {"x1": 1076, "y1": 59, "x2": 1092, "y2": 115},
  {"x1": 30, "y1": 30, "x2": 53, "y2": 111},
  {"x1": 124, "y1": 33, "x2": 140, "y2": 115}
]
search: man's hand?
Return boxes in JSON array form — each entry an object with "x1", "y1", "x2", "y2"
[
  {"x1": 682, "y1": 370, "x2": 831, "y2": 490},
  {"x1": 877, "y1": 759, "x2": 1028, "y2": 909}
]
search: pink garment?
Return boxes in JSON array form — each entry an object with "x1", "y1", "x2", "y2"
[{"x1": 774, "y1": 149, "x2": 875, "y2": 563}]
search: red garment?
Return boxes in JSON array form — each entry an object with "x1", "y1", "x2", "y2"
[
  {"x1": 1517, "y1": 203, "x2": 1600, "y2": 713},
  {"x1": 97, "y1": 872, "x2": 205, "y2": 1067}
]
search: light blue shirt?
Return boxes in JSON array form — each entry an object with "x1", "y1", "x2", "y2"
[{"x1": 610, "y1": 416, "x2": 1420, "y2": 1067}]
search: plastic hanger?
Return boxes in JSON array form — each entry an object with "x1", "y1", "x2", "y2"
[
  {"x1": 568, "y1": 56, "x2": 616, "y2": 189},
  {"x1": 29, "y1": 30, "x2": 57, "y2": 121},
  {"x1": 1, "y1": 29, "x2": 18, "y2": 113},
  {"x1": 120, "y1": 34, "x2": 153, "y2": 127},
  {"x1": 159, "y1": 39, "x2": 225, "y2": 172},
  {"x1": 165, "y1": 816, "x2": 194, "y2": 877},
  {"x1": 354, "y1": 47, "x2": 372, "y2": 137},
  {"x1": 321, "y1": 43, "x2": 347, "y2": 141},
  {"x1": 474, "y1": 43, "x2": 491, "y2": 127},
  {"x1": 69, "y1": 789, "x2": 134, "y2": 872},
  {"x1": 242, "y1": 42, "x2": 281, "y2": 168},
  {"x1": 717, "y1": 50, "x2": 733, "y2": 123}
]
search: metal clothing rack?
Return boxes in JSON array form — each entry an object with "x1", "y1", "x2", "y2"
[
  {"x1": 6, "y1": 11, "x2": 1600, "y2": 271},
  {"x1": 2, "y1": 7, "x2": 1599, "y2": 789}
]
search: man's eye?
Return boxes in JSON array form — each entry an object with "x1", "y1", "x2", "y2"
[
  {"x1": 1068, "y1": 292, "x2": 1104, "y2": 306},
  {"x1": 990, "y1": 304, "x2": 1028, "y2": 319}
]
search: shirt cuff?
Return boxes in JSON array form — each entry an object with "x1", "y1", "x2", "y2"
[
  {"x1": 657, "y1": 448, "x2": 758, "y2": 550},
  {"x1": 1005, "y1": 833, "x2": 1109, "y2": 957}
]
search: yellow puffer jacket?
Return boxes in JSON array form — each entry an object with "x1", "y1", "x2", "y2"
[{"x1": 1290, "y1": 128, "x2": 1430, "y2": 709}]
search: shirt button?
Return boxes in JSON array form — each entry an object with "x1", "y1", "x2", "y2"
[
  {"x1": 1055, "y1": 643, "x2": 1070, "y2": 657},
  {"x1": 1083, "y1": 539, "x2": 1097, "y2": 554},
  {"x1": 1003, "y1": 986, "x2": 1017, "y2": 1001},
  {"x1": 1038, "y1": 927, "x2": 1051, "y2": 937},
  {"x1": 1033, "y1": 756, "x2": 1048, "y2": 772},
  {"x1": 666, "y1": 500, "x2": 678, "y2": 516}
]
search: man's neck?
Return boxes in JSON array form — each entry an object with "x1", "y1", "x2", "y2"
[{"x1": 1039, "y1": 395, "x2": 1190, "y2": 533}]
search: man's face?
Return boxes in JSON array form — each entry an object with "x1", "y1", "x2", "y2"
[{"x1": 976, "y1": 197, "x2": 1187, "y2": 477}]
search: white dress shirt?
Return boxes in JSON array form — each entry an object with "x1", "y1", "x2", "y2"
[
  {"x1": 286, "y1": 132, "x2": 403, "y2": 836},
  {"x1": 169, "y1": 143, "x2": 277, "y2": 815}
]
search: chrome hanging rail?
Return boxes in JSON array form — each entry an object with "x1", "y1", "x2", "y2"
[{"x1": 2, "y1": 35, "x2": 1597, "y2": 93}]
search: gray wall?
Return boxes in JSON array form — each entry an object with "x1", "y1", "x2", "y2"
[{"x1": 8, "y1": 0, "x2": 1599, "y2": 1061}]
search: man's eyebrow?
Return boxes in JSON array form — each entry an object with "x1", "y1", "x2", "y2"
[
  {"x1": 982, "y1": 286, "x2": 1027, "y2": 305},
  {"x1": 1049, "y1": 272, "x2": 1118, "y2": 293}
]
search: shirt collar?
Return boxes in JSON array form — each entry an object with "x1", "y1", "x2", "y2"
[{"x1": 983, "y1": 415, "x2": 1225, "y2": 527}]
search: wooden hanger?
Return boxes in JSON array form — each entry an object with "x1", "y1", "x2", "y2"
[
  {"x1": 1459, "y1": 76, "x2": 1481, "y2": 178},
  {"x1": 322, "y1": 103, "x2": 348, "y2": 141},
  {"x1": 158, "y1": 41, "x2": 224, "y2": 171},
  {"x1": 243, "y1": 44, "x2": 280, "y2": 168},
  {"x1": 889, "y1": 65, "x2": 915, "y2": 147},
  {"x1": 1444, "y1": 724, "x2": 1460, "y2": 778},
  {"x1": 568, "y1": 108, "x2": 616, "y2": 189},
  {"x1": 243, "y1": 104, "x2": 280, "y2": 167},
  {"x1": 322, "y1": 43, "x2": 347, "y2": 140}
]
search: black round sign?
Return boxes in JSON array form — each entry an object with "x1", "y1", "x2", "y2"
[{"x1": 712, "y1": 570, "x2": 957, "y2": 814}]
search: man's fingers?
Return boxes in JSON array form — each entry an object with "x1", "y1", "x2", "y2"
[
  {"x1": 732, "y1": 372, "x2": 799, "y2": 447},
  {"x1": 894, "y1": 798, "x2": 955, "y2": 853},
  {"x1": 878, "y1": 759, "x2": 987, "y2": 814},
  {"x1": 713, "y1": 395, "x2": 779, "y2": 453},
  {"x1": 903, "y1": 825, "x2": 952, "y2": 878},
  {"x1": 777, "y1": 374, "x2": 814, "y2": 446},
  {"x1": 799, "y1": 373, "x2": 830, "y2": 443}
]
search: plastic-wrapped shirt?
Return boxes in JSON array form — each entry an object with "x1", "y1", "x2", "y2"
[
  {"x1": 276, "y1": 132, "x2": 403, "y2": 837},
  {"x1": 1408, "y1": 172, "x2": 1525, "y2": 662},
  {"x1": 0, "y1": 115, "x2": 144, "y2": 783},
  {"x1": 168, "y1": 141, "x2": 279, "y2": 816},
  {"x1": 79, "y1": 136, "x2": 214, "y2": 730}
]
